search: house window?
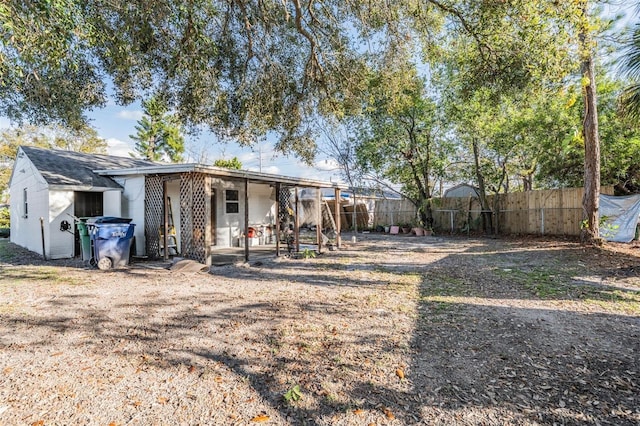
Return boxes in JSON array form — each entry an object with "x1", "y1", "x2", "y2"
[
  {"x1": 23, "y1": 188, "x2": 28, "y2": 218},
  {"x1": 225, "y1": 189, "x2": 239, "y2": 214}
]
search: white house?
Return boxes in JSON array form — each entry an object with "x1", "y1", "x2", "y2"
[{"x1": 9, "y1": 146, "x2": 343, "y2": 264}]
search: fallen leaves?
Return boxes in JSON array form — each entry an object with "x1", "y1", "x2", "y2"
[
  {"x1": 250, "y1": 414, "x2": 270, "y2": 422},
  {"x1": 384, "y1": 407, "x2": 395, "y2": 419},
  {"x1": 353, "y1": 408, "x2": 364, "y2": 415},
  {"x1": 395, "y1": 368, "x2": 405, "y2": 379}
]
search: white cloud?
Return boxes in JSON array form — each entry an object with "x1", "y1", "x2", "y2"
[
  {"x1": 106, "y1": 138, "x2": 134, "y2": 157},
  {"x1": 314, "y1": 158, "x2": 340, "y2": 172},
  {"x1": 116, "y1": 110, "x2": 144, "y2": 121}
]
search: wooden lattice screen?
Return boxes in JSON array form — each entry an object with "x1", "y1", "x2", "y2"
[
  {"x1": 278, "y1": 186, "x2": 295, "y2": 235},
  {"x1": 180, "y1": 172, "x2": 209, "y2": 264},
  {"x1": 144, "y1": 175, "x2": 164, "y2": 259}
]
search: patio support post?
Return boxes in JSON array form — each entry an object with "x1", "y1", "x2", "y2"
[
  {"x1": 334, "y1": 187, "x2": 341, "y2": 248},
  {"x1": 275, "y1": 183, "x2": 281, "y2": 256},
  {"x1": 163, "y1": 179, "x2": 169, "y2": 261},
  {"x1": 294, "y1": 187, "x2": 300, "y2": 253},
  {"x1": 244, "y1": 178, "x2": 249, "y2": 262},
  {"x1": 316, "y1": 187, "x2": 322, "y2": 254}
]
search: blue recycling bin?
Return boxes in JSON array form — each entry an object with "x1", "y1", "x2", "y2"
[{"x1": 88, "y1": 221, "x2": 135, "y2": 270}]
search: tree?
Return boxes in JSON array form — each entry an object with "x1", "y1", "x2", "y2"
[
  {"x1": 1, "y1": 1, "x2": 444, "y2": 161},
  {"x1": 356, "y1": 62, "x2": 452, "y2": 228},
  {"x1": 131, "y1": 97, "x2": 184, "y2": 162},
  {"x1": 213, "y1": 157, "x2": 242, "y2": 170},
  {"x1": 0, "y1": 124, "x2": 107, "y2": 196}
]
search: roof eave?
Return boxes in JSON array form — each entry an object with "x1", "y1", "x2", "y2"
[{"x1": 95, "y1": 164, "x2": 346, "y2": 189}]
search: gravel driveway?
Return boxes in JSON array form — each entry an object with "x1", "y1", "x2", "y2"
[{"x1": 0, "y1": 234, "x2": 639, "y2": 425}]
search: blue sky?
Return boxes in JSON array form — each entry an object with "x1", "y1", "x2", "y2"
[{"x1": 85, "y1": 100, "x2": 343, "y2": 182}]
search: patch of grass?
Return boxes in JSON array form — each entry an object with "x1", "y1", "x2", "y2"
[
  {"x1": 0, "y1": 239, "x2": 18, "y2": 260},
  {"x1": 496, "y1": 268, "x2": 640, "y2": 309},
  {"x1": 421, "y1": 273, "x2": 469, "y2": 297},
  {"x1": 495, "y1": 267, "x2": 569, "y2": 298},
  {"x1": 0, "y1": 267, "x2": 83, "y2": 287}
]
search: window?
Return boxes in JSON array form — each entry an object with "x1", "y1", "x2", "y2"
[
  {"x1": 225, "y1": 189, "x2": 239, "y2": 214},
  {"x1": 23, "y1": 188, "x2": 28, "y2": 218}
]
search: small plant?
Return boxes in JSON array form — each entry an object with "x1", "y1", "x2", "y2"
[
  {"x1": 283, "y1": 385, "x2": 303, "y2": 403},
  {"x1": 301, "y1": 248, "x2": 316, "y2": 259}
]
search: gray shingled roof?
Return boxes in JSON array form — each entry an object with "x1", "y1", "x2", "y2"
[{"x1": 21, "y1": 146, "x2": 156, "y2": 189}]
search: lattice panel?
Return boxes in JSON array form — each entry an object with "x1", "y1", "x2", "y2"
[
  {"x1": 278, "y1": 186, "x2": 296, "y2": 243},
  {"x1": 180, "y1": 173, "x2": 208, "y2": 264},
  {"x1": 145, "y1": 175, "x2": 164, "y2": 259}
]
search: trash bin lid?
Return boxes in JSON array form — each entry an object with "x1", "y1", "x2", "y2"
[{"x1": 86, "y1": 216, "x2": 133, "y2": 224}]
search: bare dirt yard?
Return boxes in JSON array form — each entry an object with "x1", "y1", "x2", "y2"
[{"x1": 0, "y1": 234, "x2": 639, "y2": 425}]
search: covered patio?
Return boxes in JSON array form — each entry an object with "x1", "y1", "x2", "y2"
[{"x1": 98, "y1": 165, "x2": 345, "y2": 265}]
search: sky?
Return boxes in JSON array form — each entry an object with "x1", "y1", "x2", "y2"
[{"x1": 0, "y1": 97, "x2": 344, "y2": 184}]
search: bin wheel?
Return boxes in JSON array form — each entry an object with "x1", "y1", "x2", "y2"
[{"x1": 97, "y1": 257, "x2": 112, "y2": 270}]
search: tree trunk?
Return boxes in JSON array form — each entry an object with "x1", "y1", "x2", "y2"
[
  {"x1": 580, "y1": 14, "x2": 601, "y2": 244},
  {"x1": 472, "y1": 138, "x2": 493, "y2": 234}
]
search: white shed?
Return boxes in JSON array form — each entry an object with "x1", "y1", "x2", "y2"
[{"x1": 9, "y1": 146, "x2": 154, "y2": 259}]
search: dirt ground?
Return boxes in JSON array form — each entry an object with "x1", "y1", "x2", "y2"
[{"x1": 0, "y1": 233, "x2": 639, "y2": 425}]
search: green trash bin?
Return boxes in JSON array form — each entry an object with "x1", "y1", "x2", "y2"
[{"x1": 77, "y1": 219, "x2": 91, "y2": 261}]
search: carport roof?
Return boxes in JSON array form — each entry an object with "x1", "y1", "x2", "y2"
[{"x1": 95, "y1": 163, "x2": 345, "y2": 189}]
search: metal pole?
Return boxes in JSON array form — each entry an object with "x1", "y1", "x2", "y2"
[
  {"x1": 540, "y1": 208, "x2": 545, "y2": 235},
  {"x1": 40, "y1": 217, "x2": 46, "y2": 260},
  {"x1": 450, "y1": 211, "x2": 454, "y2": 233}
]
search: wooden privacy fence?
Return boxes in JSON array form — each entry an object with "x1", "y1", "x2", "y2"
[{"x1": 373, "y1": 186, "x2": 615, "y2": 236}]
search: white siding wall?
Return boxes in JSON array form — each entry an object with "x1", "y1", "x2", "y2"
[
  {"x1": 248, "y1": 183, "x2": 276, "y2": 226},
  {"x1": 114, "y1": 176, "x2": 146, "y2": 256},
  {"x1": 48, "y1": 190, "x2": 75, "y2": 259},
  {"x1": 103, "y1": 190, "x2": 122, "y2": 217},
  {"x1": 213, "y1": 179, "x2": 242, "y2": 248},
  {"x1": 211, "y1": 180, "x2": 275, "y2": 248},
  {"x1": 9, "y1": 153, "x2": 50, "y2": 256}
]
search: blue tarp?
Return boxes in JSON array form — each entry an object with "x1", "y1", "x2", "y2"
[{"x1": 599, "y1": 194, "x2": 640, "y2": 242}]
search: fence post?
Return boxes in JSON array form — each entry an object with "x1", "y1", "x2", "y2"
[{"x1": 540, "y1": 208, "x2": 545, "y2": 235}]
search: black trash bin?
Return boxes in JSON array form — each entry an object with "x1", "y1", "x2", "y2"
[{"x1": 87, "y1": 218, "x2": 135, "y2": 270}]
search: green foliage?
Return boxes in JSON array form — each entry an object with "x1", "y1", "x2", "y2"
[
  {"x1": 0, "y1": 206, "x2": 9, "y2": 229},
  {"x1": 355, "y1": 59, "x2": 453, "y2": 226},
  {"x1": 301, "y1": 248, "x2": 316, "y2": 259},
  {"x1": 0, "y1": 0, "x2": 444, "y2": 161},
  {"x1": 131, "y1": 97, "x2": 184, "y2": 162},
  {"x1": 213, "y1": 157, "x2": 242, "y2": 170},
  {"x1": 283, "y1": 385, "x2": 303, "y2": 403}
]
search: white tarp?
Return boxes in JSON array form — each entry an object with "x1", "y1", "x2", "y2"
[{"x1": 599, "y1": 194, "x2": 640, "y2": 242}]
